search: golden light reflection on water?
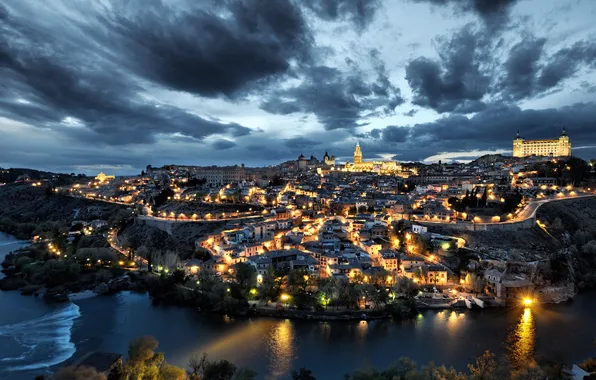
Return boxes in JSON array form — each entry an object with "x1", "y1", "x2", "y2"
[
  {"x1": 196, "y1": 320, "x2": 270, "y2": 358},
  {"x1": 191, "y1": 318, "x2": 296, "y2": 379},
  {"x1": 508, "y1": 307, "x2": 536, "y2": 371},
  {"x1": 355, "y1": 320, "x2": 368, "y2": 342},
  {"x1": 445, "y1": 311, "x2": 465, "y2": 336},
  {"x1": 267, "y1": 319, "x2": 295, "y2": 379}
]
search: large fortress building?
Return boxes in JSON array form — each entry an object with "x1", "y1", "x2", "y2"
[{"x1": 512, "y1": 129, "x2": 571, "y2": 158}]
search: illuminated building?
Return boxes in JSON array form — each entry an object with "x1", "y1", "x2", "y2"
[
  {"x1": 95, "y1": 172, "x2": 115, "y2": 183},
  {"x1": 345, "y1": 142, "x2": 404, "y2": 175},
  {"x1": 512, "y1": 129, "x2": 571, "y2": 158},
  {"x1": 323, "y1": 151, "x2": 336, "y2": 166}
]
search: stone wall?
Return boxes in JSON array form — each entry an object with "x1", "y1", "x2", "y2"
[{"x1": 421, "y1": 216, "x2": 536, "y2": 232}]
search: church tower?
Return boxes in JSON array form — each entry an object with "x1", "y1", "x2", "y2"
[
  {"x1": 512, "y1": 130, "x2": 524, "y2": 157},
  {"x1": 354, "y1": 142, "x2": 362, "y2": 165},
  {"x1": 558, "y1": 128, "x2": 571, "y2": 156}
]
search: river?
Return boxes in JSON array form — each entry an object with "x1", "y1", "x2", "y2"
[{"x1": 1, "y1": 232, "x2": 596, "y2": 379}]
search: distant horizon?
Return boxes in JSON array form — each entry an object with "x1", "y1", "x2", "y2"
[{"x1": 2, "y1": 149, "x2": 594, "y2": 178}]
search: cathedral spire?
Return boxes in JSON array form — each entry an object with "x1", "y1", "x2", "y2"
[{"x1": 354, "y1": 141, "x2": 362, "y2": 165}]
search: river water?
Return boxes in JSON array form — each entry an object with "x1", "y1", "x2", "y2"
[{"x1": 1, "y1": 232, "x2": 596, "y2": 379}]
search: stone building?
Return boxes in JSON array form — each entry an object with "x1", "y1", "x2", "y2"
[
  {"x1": 512, "y1": 129, "x2": 571, "y2": 157},
  {"x1": 345, "y1": 142, "x2": 403, "y2": 174}
]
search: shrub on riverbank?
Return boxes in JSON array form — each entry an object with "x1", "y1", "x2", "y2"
[
  {"x1": 149, "y1": 264, "x2": 421, "y2": 320},
  {"x1": 0, "y1": 242, "x2": 131, "y2": 294}
]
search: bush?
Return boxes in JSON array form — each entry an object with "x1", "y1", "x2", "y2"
[{"x1": 14, "y1": 256, "x2": 32, "y2": 271}]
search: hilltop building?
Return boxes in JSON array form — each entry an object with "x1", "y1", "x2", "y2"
[
  {"x1": 95, "y1": 172, "x2": 115, "y2": 183},
  {"x1": 323, "y1": 151, "x2": 336, "y2": 166},
  {"x1": 297, "y1": 152, "x2": 335, "y2": 170},
  {"x1": 345, "y1": 142, "x2": 402, "y2": 174},
  {"x1": 512, "y1": 129, "x2": 571, "y2": 158},
  {"x1": 193, "y1": 165, "x2": 245, "y2": 187}
]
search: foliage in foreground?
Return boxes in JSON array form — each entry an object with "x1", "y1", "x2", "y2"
[{"x1": 50, "y1": 335, "x2": 596, "y2": 380}]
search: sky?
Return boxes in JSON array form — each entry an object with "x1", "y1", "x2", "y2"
[{"x1": 1, "y1": 0, "x2": 596, "y2": 175}]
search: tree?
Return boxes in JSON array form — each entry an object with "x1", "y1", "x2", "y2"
[
  {"x1": 159, "y1": 363, "x2": 186, "y2": 380},
  {"x1": 468, "y1": 351, "x2": 497, "y2": 380},
  {"x1": 234, "y1": 262, "x2": 256, "y2": 293},
  {"x1": 232, "y1": 368, "x2": 258, "y2": 380},
  {"x1": 188, "y1": 353, "x2": 207, "y2": 379},
  {"x1": 358, "y1": 205, "x2": 368, "y2": 214},
  {"x1": 395, "y1": 277, "x2": 418, "y2": 298},
  {"x1": 286, "y1": 269, "x2": 309, "y2": 295},
  {"x1": 291, "y1": 368, "x2": 316, "y2": 380},
  {"x1": 123, "y1": 335, "x2": 185, "y2": 380},
  {"x1": 580, "y1": 358, "x2": 596, "y2": 372},
  {"x1": 258, "y1": 268, "x2": 282, "y2": 301},
  {"x1": 202, "y1": 359, "x2": 237, "y2": 380},
  {"x1": 128, "y1": 335, "x2": 159, "y2": 363}
]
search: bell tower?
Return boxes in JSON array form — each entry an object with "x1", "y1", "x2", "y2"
[
  {"x1": 354, "y1": 142, "x2": 362, "y2": 165},
  {"x1": 513, "y1": 130, "x2": 524, "y2": 157},
  {"x1": 558, "y1": 128, "x2": 571, "y2": 156}
]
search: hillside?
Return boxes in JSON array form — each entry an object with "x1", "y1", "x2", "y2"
[
  {"x1": 118, "y1": 220, "x2": 225, "y2": 259},
  {"x1": 0, "y1": 184, "x2": 125, "y2": 239},
  {"x1": 537, "y1": 197, "x2": 596, "y2": 287},
  {"x1": 427, "y1": 197, "x2": 596, "y2": 287}
]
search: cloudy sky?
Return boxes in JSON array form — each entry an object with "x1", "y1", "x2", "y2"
[{"x1": 1, "y1": 0, "x2": 596, "y2": 175}]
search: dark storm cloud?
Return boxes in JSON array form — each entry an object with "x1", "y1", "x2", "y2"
[
  {"x1": 381, "y1": 126, "x2": 410, "y2": 143},
  {"x1": 0, "y1": 1, "x2": 254, "y2": 145},
  {"x1": 302, "y1": 0, "x2": 382, "y2": 31},
  {"x1": 110, "y1": 0, "x2": 313, "y2": 98},
  {"x1": 262, "y1": 51, "x2": 403, "y2": 131},
  {"x1": 360, "y1": 102, "x2": 596, "y2": 162},
  {"x1": 211, "y1": 139, "x2": 237, "y2": 150},
  {"x1": 284, "y1": 137, "x2": 322, "y2": 149},
  {"x1": 406, "y1": 20, "x2": 596, "y2": 109},
  {"x1": 497, "y1": 37, "x2": 546, "y2": 100},
  {"x1": 411, "y1": 0, "x2": 519, "y2": 28},
  {"x1": 405, "y1": 26, "x2": 490, "y2": 113},
  {"x1": 409, "y1": 102, "x2": 596, "y2": 147},
  {"x1": 497, "y1": 39, "x2": 596, "y2": 100}
]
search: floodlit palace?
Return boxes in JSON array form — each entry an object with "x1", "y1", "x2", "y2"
[{"x1": 512, "y1": 129, "x2": 571, "y2": 158}]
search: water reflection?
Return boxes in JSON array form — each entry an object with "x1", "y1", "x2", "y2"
[
  {"x1": 319, "y1": 322, "x2": 332, "y2": 340},
  {"x1": 355, "y1": 321, "x2": 368, "y2": 343},
  {"x1": 446, "y1": 311, "x2": 465, "y2": 336},
  {"x1": 267, "y1": 320, "x2": 295, "y2": 379},
  {"x1": 508, "y1": 308, "x2": 535, "y2": 371}
]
